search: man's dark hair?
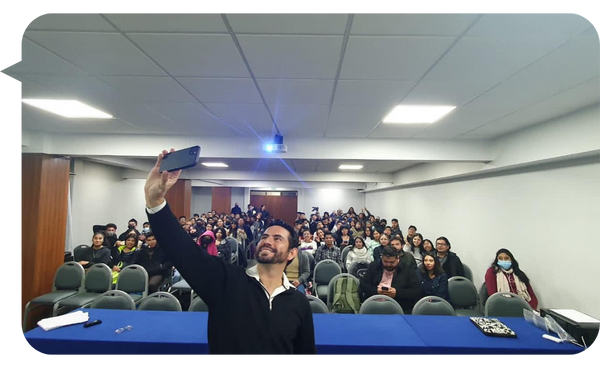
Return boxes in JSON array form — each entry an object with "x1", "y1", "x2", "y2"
[
  {"x1": 391, "y1": 235, "x2": 405, "y2": 246},
  {"x1": 265, "y1": 220, "x2": 298, "y2": 250},
  {"x1": 436, "y1": 236, "x2": 451, "y2": 249},
  {"x1": 106, "y1": 223, "x2": 117, "y2": 230},
  {"x1": 193, "y1": 213, "x2": 199, "y2": 217},
  {"x1": 143, "y1": 222, "x2": 150, "y2": 226},
  {"x1": 179, "y1": 216, "x2": 187, "y2": 220},
  {"x1": 392, "y1": 218, "x2": 398, "y2": 223},
  {"x1": 294, "y1": 219, "x2": 304, "y2": 225},
  {"x1": 129, "y1": 218, "x2": 138, "y2": 225},
  {"x1": 409, "y1": 225, "x2": 417, "y2": 231},
  {"x1": 382, "y1": 246, "x2": 399, "y2": 258},
  {"x1": 145, "y1": 232, "x2": 155, "y2": 240},
  {"x1": 323, "y1": 230, "x2": 333, "y2": 238}
]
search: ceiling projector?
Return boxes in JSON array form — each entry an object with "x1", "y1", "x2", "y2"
[{"x1": 264, "y1": 134, "x2": 287, "y2": 153}]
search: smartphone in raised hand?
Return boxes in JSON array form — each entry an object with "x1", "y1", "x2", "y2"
[{"x1": 159, "y1": 146, "x2": 201, "y2": 172}]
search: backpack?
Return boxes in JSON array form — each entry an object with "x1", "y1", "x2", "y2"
[{"x1": 331, "y1": 276, "x2": 360, "y2": 314}]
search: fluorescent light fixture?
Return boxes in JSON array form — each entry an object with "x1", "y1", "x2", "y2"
[
  {"x1": 22, "y1": 99, "x2": 113, "y2": 119},
  {"x1": 339, "y1": 165, "x2": 363, "y2": 170},
  {"x1": 382, "y1": 105, "x2": 456, "y2": 124},
  {"x1": 202, "y1": 162, "x2": 229, "y2": 168}
]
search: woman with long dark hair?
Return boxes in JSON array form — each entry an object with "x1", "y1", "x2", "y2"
[
  {"x1": 345, "y1": 236, "x2": 372, "y2": 270},
  {"x1": 418, "y1": 252, "x2": 449, "y2": 301},
  {"x1": 485, "y1": 248, "x2": 538, "y2": 309},
  {"x1": 404, "y1": 233, "x2": 425, "y2": 266}
]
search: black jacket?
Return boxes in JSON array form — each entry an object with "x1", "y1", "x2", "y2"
[
  {"x1": 440, "y1": 251, "x2": 465, "y2": 278},
  {"x1": 148, "y1": 202, "x2": 316, "y2": 354},
  {"x1": 359, "y1": 258, "x2": 422, "y2": 313},
  {"x1": 133, "y1": 245, "x2": 172, "y2": 277}
]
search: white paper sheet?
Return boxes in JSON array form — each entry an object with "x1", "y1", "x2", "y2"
[
  {"x1": 549, "y1": 309, "x2": 600, "y2": 324},
  {"x1": 37, "y1": 311, "x2": 89, "y2": 331}
]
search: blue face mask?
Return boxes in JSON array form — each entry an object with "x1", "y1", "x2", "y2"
[{"x1": 497, "y1": 260, "x2": 512, "y2": 270}]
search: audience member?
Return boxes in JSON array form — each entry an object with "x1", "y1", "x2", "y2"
[
  {"x1": 352, "y1": 221, "x2": 364, "y2": 239},
  {"x1": 345, "y1": 237, "x2": 372, "y2": 270},
  {"x1": 231, "y1": 203, "x2": 242, "y2": 215},
  {"x1": 178, "y1": 216, "x2": 187, "y2": 226},
  {"x1": 372, "y1": 233, "x2": 391, "y2": 262},
  {"x1": 197, "y1": 230, "x2": 218, "y2": 256},
  {"x1": 390, "y1": 218, "x2": 403, "y2": 239},
  {"x1": 104, "y1": 223, "x2": 118, "y2": 248},
  {"x1": 485, "y1": 248, "x2": 538, "y2": 309},
  {"x1": 133, "y1": 232, "x2": 172, "y2": 293},
  {"x1": 435, "y1": 237, "x2": 465, "y2": 278},
  {"x1": 359, "y1": 246, "x2": 421, "y2": 314},
  {"x1": 404, "y1": 233, "x2": 425, "y2": 267},
  {"x1": 383, "y1": 226, "x2": 393, "y2": 238},
  {"x1": 299, "y1": 230, "x2": 318, "y2": 255},
  {"x1": 118, "y1": 218, "x2": 140, "y2": 240},
  {"x1": 368, "y1": 229, "x2": 381, "y2": 259},
  {"x1": 260, "y1": 205, "x2": 270, "y2": 221},
  {"x1": 79, "y1": 232, "x2": 111, "y2": 269},
  {"x1": 284, "y1": 249, "x2": 310, "y2": 294},
  {"x1": 417, "y1": 253, "x2": 450, "y2": 302},
  {"x1": 335, "y1": 225, "x2": 354, "y2": 250},
  {"x1": 314, "y1": 231, "x2": 343, "y2": 269},
  {"x1": 390, "y1": 237, "x2": 417, "y2": 272},
  {"x1": 406, "y1": 225, "x2": 417, "y2": 245},
  {"x1": 363, "y1": 226, "x2": 374, "y2": 245},
  {"x1": 423, "y1": 239, "x2": 435, "y2": 253}
]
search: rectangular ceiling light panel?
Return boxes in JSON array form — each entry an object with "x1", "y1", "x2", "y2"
[
  {"x1": 383, "y1": 105, "x2": 456, "y2": 123},
  {"x1": 22, "y1": 99, "x2": 113, "y2": 119}
]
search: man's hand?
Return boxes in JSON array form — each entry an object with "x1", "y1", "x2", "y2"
[
  {"x1": 145, "y1": 149, "x2": 182, "y2": 208},
  {"x1": 292, "y1": 280, "x2": 300, "y2": 287}
]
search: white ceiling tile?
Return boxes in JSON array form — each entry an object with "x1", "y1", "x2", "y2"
[
  {"x1": 237, "y1": 35, "x2": 343, "y2": 79},
  {"x1": 334, "y1": 80, "x2": 416, "y2": 106},
  {"x1": 128, "y1": 34, "x2": 249, "y2": 77},
  {"x1": 351, "y1": 14, "x2": 479, "y2": 36},
  {"x1": 325, "y1": 105, "x2": 387, "y2": 137},
  {"x1": 27, "y1": 14, "x2": 115, "y2": 32},
  {"x1": 368, "y1": 123, "x2": 431, "y2": 139},
  {"x1": 340, "y1": 36, "x2": 455, "y2": 80},
  {"x1": 401, "y1": 80, "x2": 492, "y2": 106},
  {"x1": 3, "y1": 38, "x2": 85, "y2": 75},
  {"x1": 25, "y1": 31, "x2": 167, "y2": 76},
  {"x1": 105, "y1": 14, "x2": 227, "y2": 33},
  {"x1": 203, "y1": 103, "x2": 273, "y2": 135},
  {"x1": 227, "y1": 14, "x2": 348, "y2": 35},
  {"x1": 257, "y1": 79, "x2": 334, "y2": 105},
  {"x1": 423, "y1": 36, "x2": 567, "y2": 84},
  {"x1": 466, "y1": 14, "x2": 592, "y2": 39},
  {"x1": 177, "y1": 78, "x2": 262, "y2": 104},
  {"x1": 98, "y1": 76, "x2": 196, "y2": 103},
  {"x1": 269, "y1": 104, "x2": 329, "y2": 137},
  {"x1": 146, "y1": 102, "x2": 232, "y2": 134}
]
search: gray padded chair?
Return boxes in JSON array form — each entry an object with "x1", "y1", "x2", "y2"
[
  {"x1": 313, "y1": 260, "x2": 341, "y2": 302},
  {"x1": 23, "y1": 261, "x2": 85, "y2": 331},
  {"x1": 90, "y1": 290, "x2": 136, "y2": 310},
  {"x1": 485, "y1": 292, "x2": 533, "y2": 317},
  {"x1": 304, "y1": 252, "x2": 316, "y2": 281},
  {"x1": 189, "y1": 290, "x2": 209, "y2": 312},
  {"x1": 116, "y1": 264, "x2": 149, "y2": 305},
  {"x1": 359, "y1": 295, "x2": 404, "y2": 315},
  {"x1": 462, "y1": 264, "x2": 473, "y2": 282},
  {"x1": 73, "y1": 244, "x2": 90, "y2": 262},
  {"x1": 53, "y1": 263, "x2": 112, "y2": 316},
  {"x1": 341, "y1": 247, "x2": 351, "y2": 271},
  {"x1": 326, "y1": 273, "x2": 360, "y2": 312},
  {"x1": 306, "y1": 295, "x2": 329, "y2": 314},
  {"x1": 479, "y1": 282, "x2": 489, "y2": 312},
  {"x1": 412, "y1": 296, "x2": 456, "y2": 316},
  {"x1": 347, "y1": 261, "x2": 370, "y2": 279},
  {"x1": 138, "y1": 291, "x2": 182, "y2": 311},
  {"x1": 448, "y1": 276, "x2": 482, "y2": 317},
  {"x1": 229, "y1": 238, "x2": 239, "y2": 265}
]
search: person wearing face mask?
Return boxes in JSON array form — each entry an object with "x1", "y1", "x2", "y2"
[
  {"x1": 485, "y1": 248, "x2": 538, "y2": 310},
  {"x1": 118, "y1": 218, "x2": 140, "y2": 241},
  {"x1": 417, "y1": 253, "x2": 449, "y2": 302},
  {"x1": 103, "y1": 223, "x2": 119, "y2": 248},
  {"x1": 196, "y1": 230, "x2": 218, "y2": 256}
]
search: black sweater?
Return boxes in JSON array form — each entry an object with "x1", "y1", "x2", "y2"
[
  {"x1": 133, "y1": 245, "x2": 172, "y2": 277},
  {"x1": 147, "y1": 202, "x2": 316, "y2": 354}
]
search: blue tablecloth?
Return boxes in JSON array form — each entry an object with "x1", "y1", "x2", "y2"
[{"x1": 25, "y1": 309, "x2": 584, "y2": 354}]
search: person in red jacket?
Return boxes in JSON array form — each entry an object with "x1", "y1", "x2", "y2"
[{"x1": 485, "y1": 248, "x2": 538, "y2": 310}]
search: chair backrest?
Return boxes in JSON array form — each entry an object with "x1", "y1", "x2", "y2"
[
  {"x1": 484, "y1": 292, "x2": 533, "y2": 317},
  {"x1": 229, "y1": 238, "x2": 238, "y2": 253},
  {"x1": 90, "y1": 290, "x2": 136, "y2": 310},
  {"x1": 304, "y1": 252, "x2": 316, "y2": 277},
  {"x1": 116, "y1": 264, "x2": 149, "y2": 298},
  {"x1": 326, "y1": 273, "x2": 360, "y2": 311},
  {"x1": 53, "y1": 261, "x2": 85, "y2": 292},
  {"x1": 359, "y1": 295, "x2": 404, "y2": 315},
  {"x1": 347, "y1": 261, "x2": 370, "y2": 279},
  {"x1": 448, "y1": 276, "x2": 478, "y2": 309},
  {"x1": 462, "y1": 264, "x2": 473, "y2": 282},
  {"x1": 313, "y1": 259, "x2": 341, "y2": 285},
  {"x1": 138, "y1": 291, "x2": 182, "y2": 311},
  {"x1": 479, "y1": 282, "x2": 489, "y2": 310},
  {"x1": 412, "y1": 296, "x2": 456, "y2": 316},
  {"x1": 306, "y1": 295, "x2": 329, "y2": 314},
  {"x1": 341, "y1": 247, "x2": 351, "y2": 269},
  {"x1": 84, "y1": 263, "x2": 113, "y2": 293},
  {"x1": 189, "y1": 294, "x2": 209, "y2": 312},
  {"x1": 73, "y1": 244, "x2": 90, "y2": 262}
]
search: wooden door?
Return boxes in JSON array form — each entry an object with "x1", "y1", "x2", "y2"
[
  {"x1": 212, "y1": 187, "x2": 232, "y2": 215},
  {"x1": 250, "y1": 192, "x2": 297, "y2": 226}
]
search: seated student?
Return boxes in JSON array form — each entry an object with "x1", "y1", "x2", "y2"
[
  {"x1": 368, "y1": 229, "x2": 381, "y2": 259},
  {"x1": 314, "y1": 231, "x2": 343, "y2": 269},
  {"x1": 485, "y1": 248, "x2": 538, "y2": 310},
  {"x1": 405, "y1": 225, "x2": 417, "y2": 246},
  {"x1": 335, "y1": 225, "x2": 354, "y2": 250},
  {"x1": 345, "y1": 236, "x2": 372, "y2": 270},
  {"x1": 112, "y1": 233, "x2": 140, "y2": 284},
  {"x1": 299, "y1": 230, "x2": 318, "y2": 255},
  {"x1": 133, "y1": 232, "x2": 172, "y2": 294},
  {"x1": 435, "y1": 236, "x2": 465, "y2": 278},
  {"x1": 352, "y1": 221, "x2": 364, "y2": 239},
  {"x1": 372, "y1": 233, "x2": 391, "y2": 263},
  {"x1": 404, "y1": 233, "x2": 425, "y2": 267},
  {"x1": 362, "y1": 226, "x2": 374, "y2": 245},
  {"x1": 313, "y1": 228, "x2": 326, "y2": 247},
  {"x1": 422, "y1": 239, "x2": 435, "y2": 253},
  {"x1": 359, "y1": 246, "x2": 421, "y2": 314},
  {"x1": 214, "y1": 228, "x2": 232, "y2": 263},
  {"x1": 118, "y1": 218, "x2": 140, "y2": 241},
  {"x1": 284, "y1": 249, "x2": 310, "y2": 294},
  {"x1": 196, "y1": 230, "x2": 218, "y2": 256},
  {"x1": 390, "y1": 236, "x2": 417, "y2": 272},
  {"x1": 115, "y1": 229, "x2": 143, "y2": 249},
  {"x1": 79, "y1": 232, "x2": 112, "y2": 269},
  {"x1": 417, "y1": 253, "x2": 450, "y2": 302}
]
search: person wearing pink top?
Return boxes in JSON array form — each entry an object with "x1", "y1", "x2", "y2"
[{"x1": 197, "y1": 230, "x2": 218, "y2": 256}]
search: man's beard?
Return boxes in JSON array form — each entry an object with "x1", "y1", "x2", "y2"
[{"x1": 256, "y1": 246, "x2": 287, "y2": 264}]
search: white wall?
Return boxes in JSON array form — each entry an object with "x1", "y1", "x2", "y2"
[
  {"x1": 365, "y1": 156, "x2": 600, "y2": 318},
  {"x1": 70, "y1": 159, "x2": 148, "y2": 246},
  {"x1": 191, "y1": 187, "x2": 212, "y2": 214},
  {"x1": 297, "y1": 187, "x2": 365, "y2": 216}
]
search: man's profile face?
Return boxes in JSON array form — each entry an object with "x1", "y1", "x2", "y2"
[{"x1": 256, "y1": 226, "x2": 295, "y2": 265}]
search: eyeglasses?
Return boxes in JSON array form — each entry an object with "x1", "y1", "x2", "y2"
[{"x1": 115, "y1": 325, "x2": 133, "y2": 334}]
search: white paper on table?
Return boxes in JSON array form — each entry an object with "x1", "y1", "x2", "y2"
[
  {"x1": 37, "y1": 311, "x2": 89, "y2": 331},
  {"x1": 549, "y1": 309, "x2": 600, "y2": 324}
]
